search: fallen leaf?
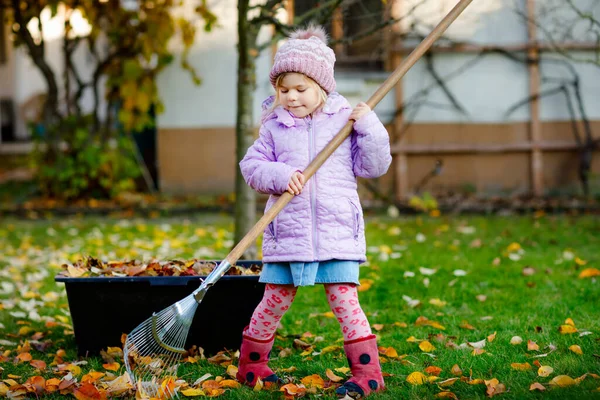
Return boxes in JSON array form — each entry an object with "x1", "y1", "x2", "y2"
[
  {"x1": 438, "y1": 378, "x2": 459, "y2": 387},
  {"x1": 538, "y1": 366, "x2": 554, "y2": 377},
  {"x1": 379, "y1": 346, "x2": 399, "y2": 358},
  {"x1": 549, "y1": 375, "x2": 577, "y2": 387},
  {"x1": 407, "y1": 371, "x2": 428, "y2": 385},
  {"x1": 29, "y1": 360, "x2": 46, "y2": 370},
  {"x1": 565, "y1": 318, "x2": 576, "y2": 327},
  {"x1": 425, "y1": 366, "x2": 442, "y2": 376},
  {"x1": 429, "y1": 298, "x2": 447, "y2": 307},
  {"x1": 468, "y1": 339, "x2": 486, "y2": 349},
  {"x1": 372, "y1": 324, "x2": 384, "y2": 331},
  {"x1": 73, "y1": 383, "x2": 104, "y2": 400},
  {"x1": 102, "y1": 362, "x2": 120, "y2": 371},
  {"x1": 219, "y1": 380, "x2": 240, "y2": 388},
  {"x1": 435, "y1": 392, "x2": 458, "y2": 399},
  {"x1": 300, "y1": 374, "x2": 324, "y2": 388},
  {"x1": 569, "y1": 345, "x2": 583, "y2": 355},
  {"x1": 559, "y1": 325, "x2": 578, "y2": 334},
  {"x1": 181, "y1": 388, "x2": 205, "y2": 396},
  {"x1": 419, "y1": 340, "x2": 436, "y2": 352},
  {"x1": 415, "y1": 316, "x2": 446, "y2": 330},
  {"x1": 485, "y1": 378, "x2": 506, "y2": 397},
  {"x1": 280, "y1": 383, "x2": 307, "y2": 396},
  {"x1": 325, "y1": 369, "x2": 343, "y2": 382},
  {"x1": 226, "y1": 364, "x2": 238, "y2": 378},
  {"x1": 459, "y1": 320, "x2": 475, "y2": 330},
  {"x1": 579, "y1": 268, "x2": 600, "y2": 278},
  {"x1": 451, "y1": 364, "x2": 462, "y2": 376},
  {"x1": 527, "y1": 340, "x2": 540, "y2": 351},
  {"x1": 471, "y1": 348, "x2": 486, "y2": 356},
  {"x1": 510, "y1": 336, "x2": 523, "y2": 345},
  {"x1": 511, "y1": 362, "x2": 532, "y2": 371},
  {"x1": 487, "y1": 332, "x2": 497, "y2": 342},
  {"x1": 530, "y1": 382, "x2": 546, "y2": 391}
]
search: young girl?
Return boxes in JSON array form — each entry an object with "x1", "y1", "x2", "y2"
[{"x1": 236, "y1": 25, "x2": 392, "y2": 399}]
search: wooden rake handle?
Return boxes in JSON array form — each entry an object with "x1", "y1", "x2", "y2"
[{"x1": 226, "y1": 0, "x2": 474, "y2": 265}]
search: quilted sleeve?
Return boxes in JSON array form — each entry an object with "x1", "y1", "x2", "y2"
[
  {"x1": 239, "y1": 125, "x2": 299, "y2": 195},
  {"x1": 351, "y1": 111, "x2": 392, "y2": 178}
]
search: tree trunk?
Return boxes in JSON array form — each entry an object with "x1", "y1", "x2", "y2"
[
  {"x1": 234, "y1": 0, "x2": 259, "y2": 259},
  {"x1": 11, "y1": 0, "x2": 60, "y2": 142}
]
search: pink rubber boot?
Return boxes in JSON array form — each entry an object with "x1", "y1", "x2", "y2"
[
  {"x1": 236, "y1": 327, "x2": 279, "y2": 387},
  {"x1": 336, "y1": 335, "x2": 385, "y2": 398}
]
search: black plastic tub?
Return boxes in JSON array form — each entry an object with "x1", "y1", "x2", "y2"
[{"x1": 55, "y1": 261, "x2": 264, "y2": 356}]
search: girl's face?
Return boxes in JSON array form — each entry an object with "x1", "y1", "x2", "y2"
[{"x1": 277, "y1": 73, "x2": 322, "y2": 118}]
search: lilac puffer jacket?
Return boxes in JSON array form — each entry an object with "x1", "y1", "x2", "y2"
[{"x1": 240, "y1": 93, "x2": 392, "y2": 263}]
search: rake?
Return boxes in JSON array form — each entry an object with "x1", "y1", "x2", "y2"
[{"x1": 123, "y1": 0, "x2": 473, "y2": 397}]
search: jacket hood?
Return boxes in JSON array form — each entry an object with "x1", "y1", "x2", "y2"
[{"x1": 260, "y1": 92, "x2": 351, "y2": 126}]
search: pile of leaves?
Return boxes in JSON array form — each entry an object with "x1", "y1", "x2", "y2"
[{"x1": 57, "y1": 257, "x2": 261, "y2": 278}]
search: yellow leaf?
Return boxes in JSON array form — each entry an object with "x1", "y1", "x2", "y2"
[
  {"x1": 451, "y1": 364, "x2": 462, "y2": 376},
  {"x1": 415, "y1": 316, "x2": 446, "y2": 330},
  {"x1": 506, "y1": 242, "x2": 522, "y2": 252},
  {"x1": 65, "y1": 364, "x2": 82, "y2": 376},
  {"x1": 574, "y1": 257, "x2": 587, "y2": 266},
  {"x1": 394, "y1": 322, "x2": 408, "y2": 328},
  {"x1": 325, "y1": 369, "x2": 343, "y2": 382},
  {"x1": 407, "y1": 371, "x2": 428, "y2": 385},
  {"x1": 300, "y1": 374, "x2": 324, "y2": 388},
  {"x1": 511, "y1": 363, "x2": 532, "y2": 371},
  {"x1": 334, "y1": 367, "x2": 350, "y2": 374},
  {"x1": 538, "y1": 366, "x2": 554, "y2": 377},
  {"x1": 358, "y1": 279, "x2": 373, "y2": 292},
  {"x1": 559, "y1": 325, "x2": 578, "y2": 334},
  {"x1": 549, "y1": 375, "x2": 577, "y2": 387},
  {"x1": 435, "y1": 391, "x2": 458, "y2": 399},
  {"x1": 429, "y1": 298, "x2": 447, "y2": 307},
  {"x1": 372, "y1": 324, "x2": 384, "y2": 331},
  {"x1": 379, "y1": 346, "x2": 399, "y2": 358},
  {"x1": 18, "y1": 326, "x2": 33, "y2": 336},
  {"x1": 406, "y1": 336, "x2": 422, "y2": 343},
  {"x1": 438, "y1": 378, "x2": 459, "y2": 387},
  {"x1": 419, "y1": 340, "x2": 436, "y2": 352},
  {"x1": 226, "y1": 364, "x2": 238, "y2": 378},
  {"x1": 471, "y1": 348, "x2": 486, "y2": 356},
  {"x1": 320, "y1": 345, "x2": 341, "y2": 354},
  {"x1": 322, "y1": 312, "x2": 335, "y2": 318},
  {"x1": 569, "y1": 345, "x2": 583, "y2": 355},
  {"x1": 280, "y1": 366, "x2": 297, "y2": 373},
  {"x1": 579, "y1": 268, "x2": 600, "y2": 278},
  {"x1": 181, "y1": 388, "x2": 205, "y2": 396},
  {"x1": 565, "y1": 318, "x2": 576, "y2": 326},
  {"x1": 487, "y1": 332, "x2": 497, "y2": 342},
  {"x1": 253, "y1": 377, "x2": 264, "y2": 391},
  {"x1": 530, "y1": 382, "x2": 546, "y2": 391}
]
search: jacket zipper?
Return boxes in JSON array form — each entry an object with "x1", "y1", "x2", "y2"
[{"x1": 307, "y1": 117, "x2": 319, "y2": 261}]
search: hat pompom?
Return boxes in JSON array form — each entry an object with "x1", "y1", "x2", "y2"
[{"x1": 290, "y1": 24, "x2": 328, "y2": 44}]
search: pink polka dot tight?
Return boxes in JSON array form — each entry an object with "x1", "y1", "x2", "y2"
[
  {"x1": 325, "y1": 283, "x2": 372, "y2": 341},
  {"x1": 246, "y1": 284, "x2": 297, "y2": 339}
]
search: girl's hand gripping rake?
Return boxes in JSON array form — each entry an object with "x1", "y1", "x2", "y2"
[{"x1": 123, "y1": 0, "x2": 473, "y2": 396}]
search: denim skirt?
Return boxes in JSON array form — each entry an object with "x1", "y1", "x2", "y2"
[{"x1": 259, "y1": 259, "x2": 360, "y2": 287}]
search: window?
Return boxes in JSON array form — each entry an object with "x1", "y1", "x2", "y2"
[{"x1": 293, "y1": 0, "x2": 387, "y2": 71}]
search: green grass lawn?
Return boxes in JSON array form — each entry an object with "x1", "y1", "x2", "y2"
[{"x1": 0, "y1": 213, "x2": 599, "y2": 399}]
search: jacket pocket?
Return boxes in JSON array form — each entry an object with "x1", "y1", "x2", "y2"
[{"x1": 348, "y1": 199, "x2": 361, "y2": 240}]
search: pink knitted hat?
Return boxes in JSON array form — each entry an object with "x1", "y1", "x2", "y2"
[{"x1": 270, "y1": 25, "x2": 336, "y2": 93}]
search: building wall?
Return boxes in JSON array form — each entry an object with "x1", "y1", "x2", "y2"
[{"x1": 156, "y1": 0, "x2": 600, "y2": 196}]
